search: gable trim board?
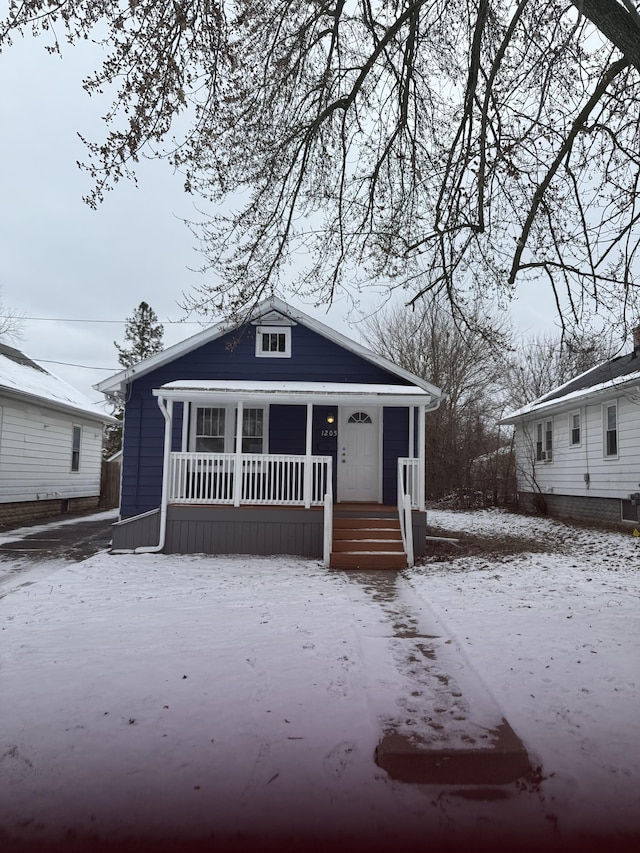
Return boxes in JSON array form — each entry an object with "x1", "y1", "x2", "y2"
[{"x1": 95, "y1": 296, "x2": 441, "y2": 401}]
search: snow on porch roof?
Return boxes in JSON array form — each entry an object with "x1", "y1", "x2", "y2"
[{"x1": 153, "y1": 380, "x2": 437, "y2": 408}]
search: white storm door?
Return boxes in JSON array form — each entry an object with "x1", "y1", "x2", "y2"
[{"x1": 338, "y1": 408, "x2": 380, "y2": 502}]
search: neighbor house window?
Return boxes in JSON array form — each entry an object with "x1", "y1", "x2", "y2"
[
  {"x1": 195, "y1": 407, "x2": 226, "y2": 452},
  {"x1": 255, "y1": 326, "x2": 291, "y2": 358},
  {"x1": 71, "y1": 425, "x2": 82, "y2": 472},
  {"x1": 535, "y1": 419, "x2": 553, "y2": 461},
  {"x1": 569, "y1": 411, "x2": 581, "y2": 446},
  {"x1": 604, "y1": 402, "x2": 618, "y2": 457}
]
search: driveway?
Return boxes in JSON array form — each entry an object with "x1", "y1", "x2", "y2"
[{"x1": 0, "y1": 510, "x2": 117, "y2": 593}]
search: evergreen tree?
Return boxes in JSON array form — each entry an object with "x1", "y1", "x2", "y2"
[
  {"x1": 115, "y1": 301, "x2": 164, "y2": 368},
  {"x1": 105, "y1": 302, "x2": 164, "y2": 457}
]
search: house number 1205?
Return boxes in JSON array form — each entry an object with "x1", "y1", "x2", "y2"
[{"x1": 320, "y1": 429, "x2": 338, "y2": 437}]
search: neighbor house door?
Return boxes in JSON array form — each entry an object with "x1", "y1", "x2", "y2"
[{"x1": 337, "y1": 408, "x2": 381, "y2": 502}]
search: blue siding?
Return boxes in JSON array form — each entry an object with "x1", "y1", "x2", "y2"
[
  {"x1": 269, "y1": 405, "x2": 306, "y2": 455},
  {"x1": 383, "y1": 408, "x2": 410, "y2": 505},
  {"x1": 121, "y1": 321, "x2": 414, "y2": 516}
]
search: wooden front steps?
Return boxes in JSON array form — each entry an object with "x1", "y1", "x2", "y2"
[{"x1": 330, "y1": 514, "x2": 407, "y2": 570}]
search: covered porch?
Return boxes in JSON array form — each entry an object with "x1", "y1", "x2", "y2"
[{"x1": 113, "y1": 380, "x2": 435, "y2": 565}]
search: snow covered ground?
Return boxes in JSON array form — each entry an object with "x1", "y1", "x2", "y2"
[{"x1": 0, "y1": 509, "x2": 639, "y2": 851}]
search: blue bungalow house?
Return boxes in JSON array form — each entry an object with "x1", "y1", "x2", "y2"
[{"x1": 95, "y1": 297, "x2": 442, "y2": 568}]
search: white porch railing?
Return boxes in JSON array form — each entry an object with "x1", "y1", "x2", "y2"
[
  {"x1": 169, "y1": 452, "x2": 332, "y2": 507},
  {"x1": 398, "y1": 458, "x2": 419, "y2": 568},
  {"x1": 398, "y1": 457, "x2": 420, "y2": 509}
]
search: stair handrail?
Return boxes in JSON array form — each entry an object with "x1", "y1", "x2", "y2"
[{"x1": 397, "y1": 459, "x2": 414, "y2": 568}]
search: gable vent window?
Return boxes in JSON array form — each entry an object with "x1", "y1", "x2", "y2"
[{"x1": 256, "y1": 326, "x2": 291, "y2": 358}]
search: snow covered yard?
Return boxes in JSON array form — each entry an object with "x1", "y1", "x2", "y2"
[
  {"x1": 0, "y1": 509, "x2": 639, "y2": 851},
  {"x1": 410, "y1": 510, "x2": 640, "y2": 839}
]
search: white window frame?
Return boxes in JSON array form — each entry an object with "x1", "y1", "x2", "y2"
[
  {"x1": 71, "y1": 424, "x2": 82, "y2": 472},
  {"x1": 255, "y1": 326, "x2": 291, "y2": 358},
  {"x1": 535, "y1": 418, "x2": 553, "y2": 462},
  {"x1": 194, "y1": 406, "x2": 226, "y2": 453},
  {"x1": 603, "y1": 401, "x2": 618, "y2": 459},
  {"x1": 191, "y1": 405, "x2": 267, "y2": 454},
  {"x1": 238, "y1": 407, "x2": 266, "y2": 453},
  {"x1": 569, "y1": 410, "x2": 581, "y2": 447}
]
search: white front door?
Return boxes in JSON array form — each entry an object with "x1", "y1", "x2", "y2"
[{"x1": 337, "y1": 408, "x2": 380, "y2": 502}]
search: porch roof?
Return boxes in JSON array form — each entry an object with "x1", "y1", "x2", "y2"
[{"x1": 153, "y1": 380, "x2": 435, "y2": 408}]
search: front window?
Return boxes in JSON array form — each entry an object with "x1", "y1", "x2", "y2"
[
  {"x1": 193, "y1": 406, "x2": 265, "y2": 453},
  {"x1": 604, "y1": 402, "x2": 618, "y2": 457},
  {"x1": 240, "y1": 408, "x2": 264, "y2": 453},
  {"x1": 195, "y1": 407, "x2": 225, "y2": 452},
  {"x1": 71, "y1": 425, "x2": 81, "y2": 472}
]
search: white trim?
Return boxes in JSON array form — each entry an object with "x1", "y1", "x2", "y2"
[
  {"x1": 181, "y1": 402, "x2": 189, "y2": 452},
  {"x1": 417, "y1": 404, "x2": 426, "y2": 511},
  {"x1": 408, "y1": 406, "x2": 415, "y2": 459},
  {"x1": 233, "y1": 402, "x2": 243, "y2": 506},
  {"x1": 153, "y1": 381, "x2": 432, "y2": 409},
  {"x1": 304, "y1": 403, "x2": 313, "y2": 508},
  {"x1": 95, "y1": 296, "x2": 442, "y2": 401}
]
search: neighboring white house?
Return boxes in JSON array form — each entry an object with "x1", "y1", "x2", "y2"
[
  {"x1": 500, "y1": 329, "x2": 640, "y2": 527},
  {"x1": 0, "y1": 343, "x2": 115, "y2": 527}
]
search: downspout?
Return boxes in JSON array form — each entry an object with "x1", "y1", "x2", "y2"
[
  {"x1": 135, "y1": 395, "x2": 173, "y2": 554},
  {"x1": 417, "y1": 403, "x2": 426, "y2": 511},
  {"x1": 422, "y1": 394, "x2": 442, "y2": 512}
]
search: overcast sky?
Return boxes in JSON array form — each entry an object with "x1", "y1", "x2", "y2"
[{"x1": 0, "y1": 31, "x2": 557, "y2": 408}]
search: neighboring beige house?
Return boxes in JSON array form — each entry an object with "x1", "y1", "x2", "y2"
[
  {"x1": 500, "y1": 329, "x2": 640, "y2": 527},
  {"x1": 0, "y1": 343, "x2": 115, "y2": 527}
]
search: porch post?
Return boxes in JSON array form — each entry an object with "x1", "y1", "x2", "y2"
[
  {"x1": 161, "y1": 398, "x2": 174, "y2": 508},
  {"x1": 233, "y1": 401, "x2": 244, "y2": 507},
  {"x1": 304, "y1": 403, "x2": 313, "y2": 508},
  {"x1": 181, "y1": 402, "x2": 189, "y2": 452},
  {"x1": 418, "y1": 403, "x2": 426, "y2": 511},
  {"x1": 409, "y1": 406, "x2": 415, "y2": 457}
]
